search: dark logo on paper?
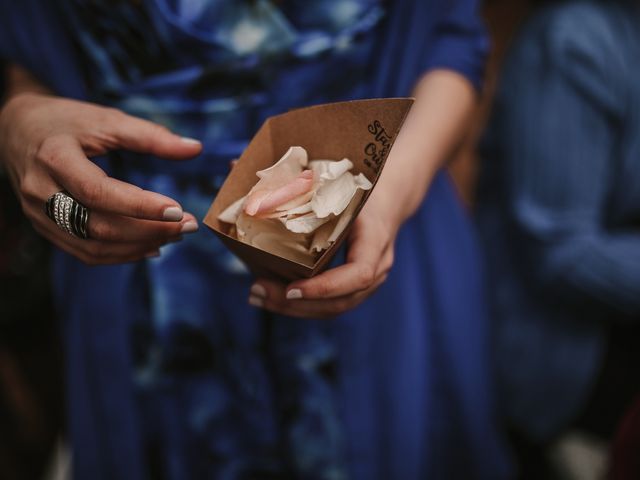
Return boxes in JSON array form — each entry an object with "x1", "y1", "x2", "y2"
[{"x1": 364, "y1": 120, "x2": 392, "y2": 173}]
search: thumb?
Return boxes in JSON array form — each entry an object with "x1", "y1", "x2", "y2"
[{"x1": 101, "y1": 109, "x2": 203, "y2": 160}]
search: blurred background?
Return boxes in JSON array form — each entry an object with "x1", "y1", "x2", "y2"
[{"x1": 0, "y1": 0, "x2": 626, "y2": 479}]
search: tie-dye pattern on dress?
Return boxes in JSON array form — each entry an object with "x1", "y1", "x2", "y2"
[{"x1": 59, "y1": 1, "x2": 385, "y2": 478}]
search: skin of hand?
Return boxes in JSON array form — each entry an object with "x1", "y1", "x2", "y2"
[
  {"x1": 249, "y1": 70, "x2": 477, "y2": 318},
  {"x1": 0, "y1": 65, "x2": 203, "y2": 265}
]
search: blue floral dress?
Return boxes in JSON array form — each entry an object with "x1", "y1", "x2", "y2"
[{"x1": 0, "y1": 0, "x2": 511, "y2": 478}]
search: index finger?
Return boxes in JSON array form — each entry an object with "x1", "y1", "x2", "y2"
[
  {"x1": 106, "y1": 112, "x2": 203, "y2": 160},
  {"x1": 45, "y1": 135, "x2": 185, "y2": 221}
]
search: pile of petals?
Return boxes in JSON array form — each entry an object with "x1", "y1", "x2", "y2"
[{"x1": 218, "y1": 146, "x2": 372, "y2": 265}]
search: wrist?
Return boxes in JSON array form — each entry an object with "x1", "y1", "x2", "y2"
[
  {"x1": 366, "y1": 181, "x2": 415, "y2": 233},
  {"x1": 369, "y1": 161, "x2": 437, "y2": 229}
]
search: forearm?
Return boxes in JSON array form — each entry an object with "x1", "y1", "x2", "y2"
[{"x1": 374, "y1": 69, "x2": 476, "y2": 227}]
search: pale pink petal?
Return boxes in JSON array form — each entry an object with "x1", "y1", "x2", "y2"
[
  {"x1": 311, "y1": 190, "x2": 364, "y2": 252},
  {"x1": 311, "y1": 171, "x2": 372, "y2": 219},
  {"x1": 284, "y1": 211, "x2": 333, "y2": 234},
  {"x1": 282, "y1": 200, "x2": 313, "y2": 216},
  {"x1": 218, "y1": 195, "x2": 247, "y2": 224},
  {"x1": 327, "y1": 190, "x2": 364, "y2": 243},
  {"x1": 256, "y1": 146, "x2": 308, "y2": 180},
  {"x1": 244, "y1": 170, "x2": 314, "y2": 216},
  {"x1": 251, "y1": 232, "x2": 315, "y2": 266},
  {"x1": 275, "y1": 190, "x2": 314, "y2": 212},
  {"x1": 310, "y1": 218, "x2": 338, "y2": 253},
  {"x1": 235, "y1": 212, "x2": 314, "y2": 265},
  {"x1": 309, "y1": 159, "x2": 353, "y2": 181}
]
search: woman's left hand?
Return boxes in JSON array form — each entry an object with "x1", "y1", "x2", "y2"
[{"x1": 248, "y1": 194, "x2": 397, "y2": 319}]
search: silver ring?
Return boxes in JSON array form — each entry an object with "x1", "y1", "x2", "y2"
[{"x1": 45, "y1": 191, "x2": 90, "y2": 239}]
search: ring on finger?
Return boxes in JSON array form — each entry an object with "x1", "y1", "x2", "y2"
[{"x1": 45, "y1": 191, "x2": 90, "y2": 239}]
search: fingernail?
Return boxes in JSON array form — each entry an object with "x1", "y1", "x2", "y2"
[
  {"x1": 146, "y1": 250, "x2": 160, "y2": 258},
  {"x1": 248, "y1": 295, "x2": 264, "y2": 308},
  {"x1": 286, "y1": 288, "x2": 303, "y2": 300},
  {"x1": 181, "y1": 221, "x2": 199, "y2": 233},
  {"x1": 163, "y1": 206, "x2": 183, "y2": 221},
  {"x1": 250, "y1": 283, "x2": 267, "y2": 298},
  {"x1": 181, "y1": 137, "x2": 201, "y2": 145}
]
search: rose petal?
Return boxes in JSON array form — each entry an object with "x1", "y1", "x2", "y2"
[
  {"x1": 223, "y1": 151, "x2": 370, "y2": 262},
  {"x1": 241, "y1": 146, "x2": 308, "y2": 216},
  {"x1": 311, "y1": 170, "x2": 371, "y2": 218},
  {"x1": 284, "y1": 211, "x2": 333, "y2": 234},
  {"x1": 218, "y1": 195, "x2": 247, "y2": 224},
  {"x1": 353, "y1": 172, "x2": 373, "y2": 190},
  {"x1": 282, "y1": 201, "x2": 314, "y2": 216},
  {"x1": 244, "y1": 170, "x2": 314, "y2": 216},
  {"x1": 328, "y1": 189, "x2": 365, "y2": 243},
  {"x1": 235, "y1": 212, "x2": 314, "y2": 265},
  {"x1": 251, "y1": 232, "x2": 315, "y2": 266},
  {"x1": 309, "y1": 158, "x2": 353, "y2": 181},
  {"x1": 256, "y1": 146, "x2": 307, "y2": 181},
  {"x1": 311, "y1": 189, "x2": 365, "y2": 252},
  {"x1": 310, "y1": 217, "x2": 338, "y2": 253},
  {"x1": 275, "y1": 190, "x2": 314, "y2": 212}
]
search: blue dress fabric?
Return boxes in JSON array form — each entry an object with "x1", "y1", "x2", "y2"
[
  {"x1": 0, "y1": 1, "x2": 510, "y2": 478},
  {"x1": 477, "y1": 0, "x2": 640, "y2": 441}
]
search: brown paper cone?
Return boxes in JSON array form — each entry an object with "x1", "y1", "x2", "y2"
[{"x1": 203, "y1": 98, "x2": 414, "y2": 281}]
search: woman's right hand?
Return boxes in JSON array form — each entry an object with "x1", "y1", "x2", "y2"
[{"x1": 0, "y1": 93, "x2": 203, "y2": 265}]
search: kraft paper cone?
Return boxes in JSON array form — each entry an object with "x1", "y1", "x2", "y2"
[{"x1": 203, "y1": 98, "x2": 414, "y2": 281}]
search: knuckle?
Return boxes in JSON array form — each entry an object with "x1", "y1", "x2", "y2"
[
  {"x1": 89, "y1": 219, "x2": 114, "y2": 241},
  {"x1": 36, "y1": 135, "x2": 66, "y2": 167},
  {"x1": 132, "y1": 195, "x2": 148, "y2": 219},
  {"x1": 19, "y1": 175, "x2": 41, "y2": 202},
  {"x1": 77, "y1": 180, "x2": 103, "y2": 207},
  {"x1": 357, "y1": 264, "x2": 375, "y2": 288},
  {"x1": 312, "y1": 280, "x2": 331, "y2": 298}
]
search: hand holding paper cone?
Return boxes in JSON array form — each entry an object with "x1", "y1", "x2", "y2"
[
  {"x1": 249, "y1": 194, "x2": 397, "y2": 319},
  {"x1": 204, "y1": 98, "x2": 413, "y2": 281}
]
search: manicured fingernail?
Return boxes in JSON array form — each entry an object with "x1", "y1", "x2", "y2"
[
  {"x1": 249, "y1": 295, "x2": 264, "y2": 308},
  {"x1": 163, "y1": 206, "x2": 183, "y2": 221},
  {"x1": 250, "y1": 284, "x2": 267, "y2": 298},
  {"x1": 146, "y1": 250, "x2": 160, "y2": 258},
  {"x1": 286, "y1": 288, "x2": 303, "y2": 300},
  {"x1": 181, "y1": 221, "x2": 199, "y2": 233},
  {"x1": 181, "y1": 137, "x2": 201, "y2": 145}
]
